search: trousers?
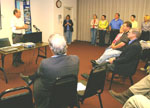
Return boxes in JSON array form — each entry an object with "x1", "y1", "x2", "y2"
[
  {"x1": 123, "y1": 95, "x2": 150, "y2": 108},
  {"x1": 12, "y1": 33, "x2": 24, "y2": 63}
]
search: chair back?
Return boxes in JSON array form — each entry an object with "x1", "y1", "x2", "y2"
[
  {"x1": 83, "y1": 65, "x2": 106, "y2": 99},
  {"x1": 0, "y1": 38, "x2": 11, "y2": 48},
  {"x1": 0, "y1": 86, "x2": 34, "y2": 108},
  {"x1": 51, "y1": 74, "x2": 78, "y2": 108}
]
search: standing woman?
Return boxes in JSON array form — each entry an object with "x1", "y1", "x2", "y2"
[
  {"x1": 90, "y1": 14, "x2": 99, "y2": 45},
  {"x1": 63, "y1": 15, "x2": 73, "y2": 44},
  {"x1": 98, "y1": 15, "x2": 108, "y2": 46},
  {"x1": 140, "y1": 15, "x2": 150, "y2": 41}
]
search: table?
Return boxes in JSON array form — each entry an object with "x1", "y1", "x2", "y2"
[{"x1": 0, "y1": 42, "x2": 49, "y2": 83}]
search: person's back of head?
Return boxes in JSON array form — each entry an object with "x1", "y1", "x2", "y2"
[
  {"x1": 48, "y1": 34, "x2": 67, "y2": 55},
  {"x1": 124, "y1": 21, "x2": 132, "y2": 28}
]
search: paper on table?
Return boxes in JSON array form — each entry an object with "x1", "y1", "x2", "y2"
[
  {"x1": 77, "y1": 82, "x2": 86, "y2": 91},
  {"x1": 12, "y1": 43, "x2": 24, "y2": 47}
]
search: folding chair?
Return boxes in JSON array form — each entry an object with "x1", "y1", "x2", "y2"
[
  {"x1": 109, "y1": 58, "x2": 140, "y2": 90},
  {"x1": 51, "y1": 74, "x2": 80, "y2": 108},
  {"x1": 78, "y1": 65, "x2": 106, "y2": 108},
  {"x1": 0, "y1": 86, "x2": 34, "y2": 108}
]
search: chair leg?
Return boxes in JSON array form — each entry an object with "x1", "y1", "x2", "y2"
[
  {"x1": 98, "y1": 94, "x2": 103, "y2": 108},
  {"x1": 129, "y1": 76, "x2": 133, "y2": 85},
  {"x1": 109, "y1": 73, "x2": 115, "y2": 90}
]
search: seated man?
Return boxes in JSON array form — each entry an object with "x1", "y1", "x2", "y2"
[
  {"x1": 109, "y1": 74, "x2": 150, "y2": 108},
  {"x1": 106, "y1": 28, "x2": 142, "y2": 77},
  {"x1": 20, "y1": 34, "x2": 79, "y2": 108},
  {"x1": 91, "y1": 21, "x2": 132, "y2": 66}
]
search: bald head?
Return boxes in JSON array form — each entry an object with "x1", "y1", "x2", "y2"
[{"x1": 48, "y1": 34, "x2": 67, "y2": 55}]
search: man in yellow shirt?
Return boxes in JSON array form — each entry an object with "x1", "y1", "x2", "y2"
[
  {"x1": 130, "y1": 15, "x2": 138, "y2": 29},
  {"x1": 98, "y1": 15, "x2": 108, "y2": 46}
]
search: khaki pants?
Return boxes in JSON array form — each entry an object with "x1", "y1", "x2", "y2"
[
  {"x1": 129, "y1": 75, "x2": 150, "y2": 99},
  {"x1": 123, "y1": 95, "x2": 150, "y2": 108}
]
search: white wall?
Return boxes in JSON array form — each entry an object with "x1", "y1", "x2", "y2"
[
  {"x1": 0, "y1": 0, "x2": 15, "y2": 43},
  {"x1": 54, "y1": 0, "x2": 77, "y2": 41},
  {"x1": 30, "y1": 0, "x2": 54, "y2": 42},
  {"x1": 0, "y1": 0, "x2": 77, "y2": 43}
]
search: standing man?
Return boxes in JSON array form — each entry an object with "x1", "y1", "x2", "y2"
[
  {"x1": 63, "y1": 15, "x2": 73, "y2": 45},
  {"x1": 109, "y1": 13, "x2": 123, "y2": 44},
  {"x1": 11, "y1": 9, "x2": 28, "y2": 67}
]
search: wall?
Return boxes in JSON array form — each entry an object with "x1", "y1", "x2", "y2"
[
  {"x1": 30, "y1": 0, "x2": 54, "y2": 42},
  {"x1": 54, "y1": 0, "x2": 77, "y2": 41},
  {"x1": 0, "y1": 0, "x2": 77, "y2": 43},
  {"x1": 0, "y1": 0, "x2": 14, "y2": 43},
  {"x1": 77, "y1": 0, "x2": 150, "y2": 41}
]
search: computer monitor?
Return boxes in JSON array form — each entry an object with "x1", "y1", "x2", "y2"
[
  {"x1": 23, "y1": 32, "x2": 42, "y2": 43},
  {"x1": 0, "y1": 38, "x2": 11, "y2": 48}
]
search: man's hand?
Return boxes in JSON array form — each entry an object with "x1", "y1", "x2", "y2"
[
  {"x1": 23, "y1": 24, "x2": 28, "y2": 29},
  {"x1": 109, "y1": 57, "x2": 116, "y2": 64}
]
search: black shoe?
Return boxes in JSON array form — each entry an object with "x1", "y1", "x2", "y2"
[
  {"x1": 13, "y1": 62, "x2": 19, "y2": 67},
  {"x1": 20, "y1": 73, "x2": 32, "y2": 86},
  {"x1": 81, "y1": 73, "x2": 89, "y2": 79},
  {"x1": 90, "y1": 60, "x2": 99, "y2": 67},
  {"x1": 18, "y1": 60, "x2": 24, "y2": 64},
  {"x1": 109, "y1": 89, "x2": 133, "y2": 104}
]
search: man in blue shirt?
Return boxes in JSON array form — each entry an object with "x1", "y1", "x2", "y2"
[{"x1": 109, "y1": 13, "x2": 123, "y2": 44}]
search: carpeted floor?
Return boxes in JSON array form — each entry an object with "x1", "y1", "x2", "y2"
[{"x1": 0, "y1": 41, "x2": 147, "y2": 108}]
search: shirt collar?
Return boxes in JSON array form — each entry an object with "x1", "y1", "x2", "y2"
[
  {"x1": 52, "y1": 54, "x2": 66, "y2": 58},
  {"x1": 128, "y1": 39, "x2": 137, "y2": 45}
]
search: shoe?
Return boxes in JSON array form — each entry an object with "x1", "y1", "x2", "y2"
[
  {"x1": 146, "y1": 66, "x2": 150, "y2": 74},
  {"x1": 109, "y1": 89, "x2": 133, "y2": 104},
  {"x1": 20, "y1": 73, "x2": 32, "y2": 86},
  {"x1": 140, "y1": 68, "x2": 146, "y2": 71},
  {"x1": 13, "y1": 62, "x2": 19, "y2": 67},
  {"x1": 90, "y1": 60, "x2": 99, "y2": 67},
  {"x1": 81, "y1": 73, "x2": 89, "y2": 79},
  {"x1": 18, "y1": 60, "x2": 24, "y2": 64}
]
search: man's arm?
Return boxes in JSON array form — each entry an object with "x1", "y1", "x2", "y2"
[
  {"x1": 15, "y1": 24, "x2": 28, "y2": 30},
  {"x1": 111, "y1": 42, "x2": 126, "y2": 49},
  {"x1": 113, "y1": 44, "x2": 141, "y2": 64}
]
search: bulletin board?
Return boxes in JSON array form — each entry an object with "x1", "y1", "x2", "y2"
[{"x1": 15, "y1": 0, "x2": 32, "y2": 33}]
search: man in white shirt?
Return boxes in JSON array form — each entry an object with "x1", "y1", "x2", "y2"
[{"x1": 11, "y1": 9, "x2": 28, "y2": 67}]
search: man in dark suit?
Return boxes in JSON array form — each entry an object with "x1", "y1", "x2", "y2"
[
  {"x1": 107, "y1": 28, "x2": 142, "y2": 77},
  {"x1": 91, "y1": 28, "x2": 141, "y2": 80},
  {"x1": 20, "y1": 34, "x2": 79, "y2": 108}
]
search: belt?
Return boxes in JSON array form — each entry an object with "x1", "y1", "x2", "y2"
[
  {"x1": 13, "y1": 33, "x2": 23, "y2": 35},
  {"x1": 111, "y1": 29, "x2": 119, "y2": 31}
]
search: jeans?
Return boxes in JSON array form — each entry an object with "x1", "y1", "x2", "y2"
[
  {"x1": 91, "y1": 28, "x2": 97, "y2": 45},
  {"x1": 96, "y1": 47, "x2": 122, "y2": 64},
  {"x1": 64, "y1": 31, "x2": 72, "y2": 44}
]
